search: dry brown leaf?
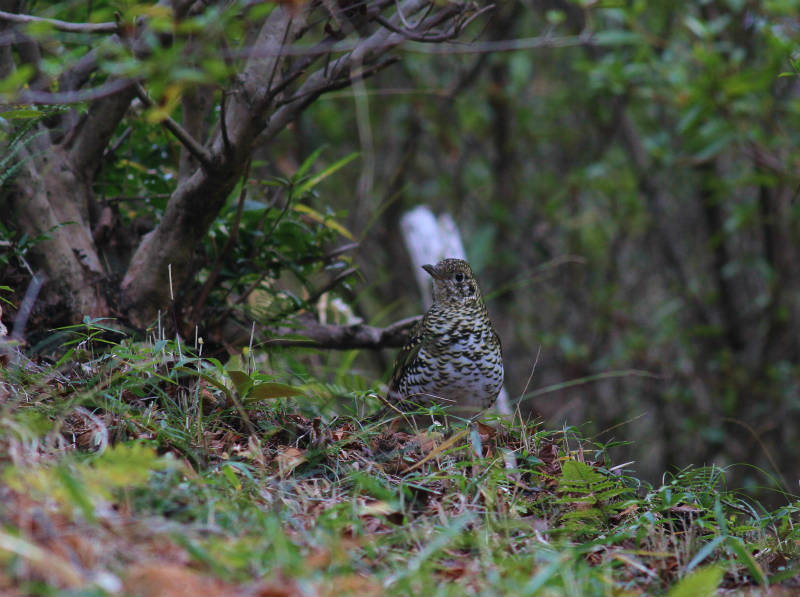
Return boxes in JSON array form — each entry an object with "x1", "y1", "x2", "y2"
[
  {"x1": 124, "y1": 563, "x2": 239, "y2": 597},
  {"x1": 251, "y1": 573, "x2": 301, "y2": 597},
  {"x1": 320, "y1": 574, "x2": 381, "y2": 597},
  {"x1": 476, "y1": 420, "x2": 496, "y2": 439},
  {"x1": 276, "y1": 446, "x2": 306, "y2": 478}
]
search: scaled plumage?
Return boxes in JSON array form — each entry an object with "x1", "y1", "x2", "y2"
[{"x1": 388, "y1": 258, "x2": 504, "y2": 417}]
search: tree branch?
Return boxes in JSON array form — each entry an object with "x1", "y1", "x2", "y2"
[
  {"x1": 373, "y1": 4, "x2": 493, "y2": 43},
  {"x1": 0, "y1": 10, "x2": 118, "y2": 34},
  {"x1": 258, "y1": 0, "x2": 431, "y2": 143},
  {"x1": 4, "y1": 78, "x2": 137, "y2": 105},
  {"x1": 179, "y1": 84, "x2": 215, "y2": 179},
  {"x1": 69, "y1": 85, "x2": 137, "y2": 175},
  {"x1": 264, "y1": 314, "x2": 420, "y2": 349},
  {"x1": 134, "y1": 83, "x2": 215, "y2": 171}
]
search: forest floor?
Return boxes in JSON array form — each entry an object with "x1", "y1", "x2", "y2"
[{"x1": 1, "y1": 321, "x2": 799, "y2": 597}]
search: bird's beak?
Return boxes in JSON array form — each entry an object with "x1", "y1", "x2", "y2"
[{"x1": 422, "y1": 264, "x2": 441, "y2": 279}]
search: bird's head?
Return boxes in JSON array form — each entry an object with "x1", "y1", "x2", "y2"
[{"x1": 422, "y1": 258, "x2": 482, "y2": 307}]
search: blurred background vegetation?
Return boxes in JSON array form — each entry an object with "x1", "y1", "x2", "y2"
[{"x1": 1, "y1": 0, "x2": 799, "y2": 503}]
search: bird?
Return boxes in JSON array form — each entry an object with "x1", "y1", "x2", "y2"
[{"x1": 387, "y1": 258, "x2": 504, "y2": 420}]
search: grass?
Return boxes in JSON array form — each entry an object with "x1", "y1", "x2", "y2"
[{"x1": 1, "y1": 320, "x2": 799, "y2": 596}]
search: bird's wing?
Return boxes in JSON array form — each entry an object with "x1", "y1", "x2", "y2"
[
  {"x1": 388, "y1": 316, "x2": 425, "y2": 392},
  {"x1": 492, "y1": 325, "x2": 503, "y2": 355}
]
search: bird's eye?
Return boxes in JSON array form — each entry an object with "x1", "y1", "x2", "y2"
[{"x1": 454, "y1": 272, "x2": 465, "y2": 283}]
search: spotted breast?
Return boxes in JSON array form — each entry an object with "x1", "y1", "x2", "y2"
[{"x1": 388, "y1": 258, "x2": 504, "y2": 418}]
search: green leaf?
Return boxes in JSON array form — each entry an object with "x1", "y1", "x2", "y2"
[
  {"x1": 222, "y1": 463, "x2": 242, "y2": 491},
  {"x1": 227, "y1": 370, "x2": 253, "y2": 397},
  {"x1": 684, "y1": 15, "x2": 709, "y2": 38},
  {"x1": 292, "y1": 204, "x2": 355, "y2": 240},
  {"x1": 294, "y1": 145, "x2": 327, "y2": 181},
  {"x1": 686, "y1": 535, "x2": 726, "y2": 572},
  {"x1": 560, "y1": 459, "x2": 605, "y2": 486},
  {"x1": 769, "y1": 564, "x2": 800, "y2": 584},
  {"x1": 713, "y1": 496, "x2": 728, "y2": 535},
  {"x1": 245, "y1": 382, "x2": 304, "y2": 402},
  {"x1": 175, "y1": 367, "x2": 232, "y2": 402},
  {"x1": 56, "y1": 464, "x2": 96, "y2": 522},
  {"x1": 692, "y1": 133, "x2": 735, "y2": 162},
  {"x1": 0, "y1": 109, "x2": 43, "y2": 119},
  {"x1": 726, "y1": 537, "x2": 768, "y2": 586},
  {"x1": 592, "y1": 30, "x2": 641, "y2": 46},
  {"x1": 667, "y1": 565, "x2": 724, "y2": 597},
  {"x1": 295, "y1": 151, "x2": 359, "y2": 195}
]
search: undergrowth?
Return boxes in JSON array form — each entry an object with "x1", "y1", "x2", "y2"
[{"x1": 1, "y1": 321, "x2": 799, "y2": 597}]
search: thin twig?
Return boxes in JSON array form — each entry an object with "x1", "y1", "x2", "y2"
[
  {"x1": 11, "y1": 272, "x2": 44, "y2": 343},
  {"x1": 0, "y1": 10, "x2": 118, "y2": 34},
  {"x1": 306, "y1": 267, "x2": 358, "y2": 306},
  {"x1": 266, "y1": 15, "x2": 294, "y2": 97},
  {"x1": 220, "y1": 91, "x2": 232, "y2": 158},
  {"x1": 102, "y1": 126, "x2": 132, "y2": 162},
  {"x1": 297, "y1": 241, "x2": 360, "y2": 264},
  {"x1": 373, "y1": 4, "x2": 490, "y2": 43},
  {"x1": 134, "y1": 83, "x2": 215, "y2": 171},
  {"x1": 275, "y1": 56, "x2": 399, "y2": 107},
  {"x1": 218, "y1": 32, "x2": 593, "y2": 60},
  {"x1": 4, "y1": 78, "x2": 136, "y2": 105}
]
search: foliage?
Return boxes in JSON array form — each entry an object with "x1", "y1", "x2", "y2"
[{"x1": 195, "y1": 149, "x2": 359, "y2": 330}]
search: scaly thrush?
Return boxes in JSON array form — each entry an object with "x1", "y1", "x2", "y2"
[{"x1": 388, "y1": 258, "x2": 504, "y2": 418}]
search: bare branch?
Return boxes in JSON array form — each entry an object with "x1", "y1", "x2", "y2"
[
  {"x1": 58, "y1": 48, "x2": 100, "y2": 91},
  {"x1": 259, "y1": 0, "x2": 432, "y2": 142},
  {"x1": 4, "y1": 78, "x2": 136, "y2": 105},
  {"x1": 373, "y1": 4, "x2": 493, "y2": 43},
  {"x1": 405, "y1": 31, "x2": 595, "y2": 54},
  {"x1": 264, "y1": 314, "x2": 420, "y2": 349},
  {"x1": 217, "y1": 31, "x2": 591, "y2": 60},
  {"x1": 134, "y1": 83, "x2": 215, "y2": 171},
  {"x1": 306, "y1": 266, "x2": 358, "y2": 306},
  {"x1": 0, "y1": 10, "x2": 118, "y2": 34},
  {"x1": 274, "y1": 56, "x2": 399, "y2": 108}
]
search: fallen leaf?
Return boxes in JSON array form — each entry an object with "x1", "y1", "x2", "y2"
[
  {"x1": 124, "y1": 563, "x2": 239, "y2": 597},
  {"x1": 276, "y1": 447, "x2": 306, "y2": 478}
]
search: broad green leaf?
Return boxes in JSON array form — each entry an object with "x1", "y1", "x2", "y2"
[
  {"x1": 245, "y1": 382, "x2": 304, "y2": 402},
  {"x1": 560, "y1": 459, "x2": 605, "y2": 485},
  {"x1": 227, "y1": 370, "x2": 253, "y2": 397},
  {"x1": 0, "y1": 65, "x2": 34, "y2": 94},
  {"x1": 174, "y1": 367, "x2": 232, "y2": 401}
]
